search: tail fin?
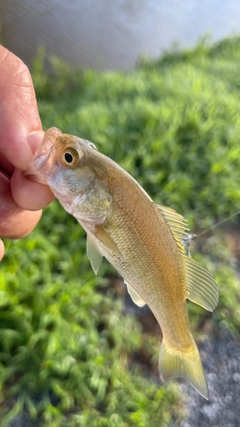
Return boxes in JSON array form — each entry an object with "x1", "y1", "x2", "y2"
[{"x1": 159, "y1": 338, "x2": 208, "y2": 399}]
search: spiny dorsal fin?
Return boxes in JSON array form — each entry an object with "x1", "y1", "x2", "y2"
[
  {"x1": 124, "y1": 281, "x2": 146, "y2": 307},
  {"x1": 184, "y1": 255, "x2": 219, "y2": 312},
  {"x1": 155, "y1": 204, "x2": 189, "y2": 254},
  {"x1": 87, "y1": 234, "x2": 103, "y2": 274}
]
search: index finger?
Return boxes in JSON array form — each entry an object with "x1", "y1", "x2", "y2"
[{"x1": 0, "y1": 45, "x2": 42, "y2": 170}]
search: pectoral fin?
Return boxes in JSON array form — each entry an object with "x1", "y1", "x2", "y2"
[
  {"x1": 87, "y1": 235, "x2": 103, "y2": 274},
  {"x1": 184, "y1": 255, "x2": 218, "y2": 312},
  {"x1": 94, "y1": 226, "x2": 121, "y2": 256},
  {"x1": 125, "y1": 281, "x2": 146, "y2": 307}
]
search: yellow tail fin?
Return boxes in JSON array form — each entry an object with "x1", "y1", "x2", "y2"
[{"x1": 159, "y1": 338, "x2": 208, "y2": 399}]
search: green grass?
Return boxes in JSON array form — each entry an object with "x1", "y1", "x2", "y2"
[
  {"x1": 0, "y1": 204, "x2": 180, "y2": 426},
  {"x1": 1, "y1": 37, "x2": 240, "y2": 425}
]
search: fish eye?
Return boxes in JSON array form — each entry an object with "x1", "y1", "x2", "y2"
[
  {"x1": 64, "y1": 152, "x2": 74, "y2": 163},
  {"x1": 60, "y1": 147, "x2": 80, "y2": 169}
]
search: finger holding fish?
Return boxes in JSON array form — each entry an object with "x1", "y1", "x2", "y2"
[{"x1": 26, "y1": 127, "x2": 219, "y2": 399}]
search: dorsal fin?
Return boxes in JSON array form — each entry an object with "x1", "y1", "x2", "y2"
[
  {"x1": 184, "y1": 255, "x2": 218, "y2": 312},
  {"x1": 154, "y1": 204, "x2": 189, "y2": 254}
]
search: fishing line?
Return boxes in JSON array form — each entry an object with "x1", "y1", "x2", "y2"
[
  {"x1": 183, "y1": 210, "x2": 240, "y2": 255},
  {"x1": 197, "y1": 210, "x2": 240, "y2": 238}
]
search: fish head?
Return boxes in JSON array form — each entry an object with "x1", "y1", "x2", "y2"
[{"x1": 27, "y1": 127, "x2": 112, "y2": 224}]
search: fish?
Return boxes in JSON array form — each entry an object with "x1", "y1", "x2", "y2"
[{"x1": 27, "y1": 127, "x2": 218, "y2": 399}]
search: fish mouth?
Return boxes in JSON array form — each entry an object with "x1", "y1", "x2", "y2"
[{"x1": 26, "y1": 127, "x2": 62, "y2": 183}]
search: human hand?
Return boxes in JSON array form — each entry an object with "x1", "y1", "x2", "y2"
[{"x1": 0, "y1": 45, "x2": 54, "y2": 260}]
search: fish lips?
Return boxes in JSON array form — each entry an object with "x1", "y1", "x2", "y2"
[
  {"x1": 26, "y1": 148, "x2": 55, "y2": 184},
  {"x1": 26, "y1": 128, "x2": 62, "y2": 183}
]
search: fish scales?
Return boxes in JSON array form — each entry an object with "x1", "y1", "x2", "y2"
[
  {"x1": 88, "y1": 154, "x2": 190, "y2": 345},
  {"x1": 101, "y1": 194, "x2": 188, "y2": 336},
  {"x1": 27, "y1": 127, "x2": 219, "y2": 399}
]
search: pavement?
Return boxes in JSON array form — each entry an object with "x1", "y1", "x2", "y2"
[{"x1": 172, "y1": 327, "x2": 240, "y2": 427}]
